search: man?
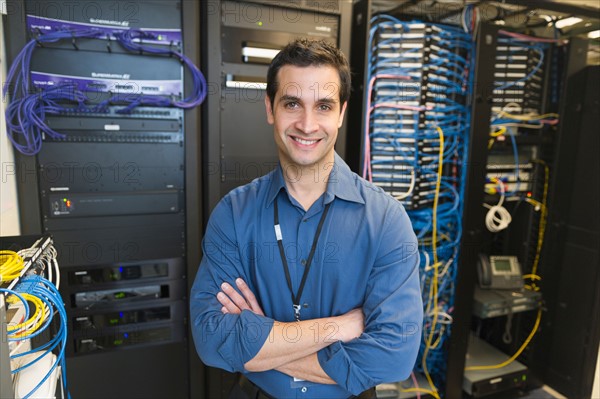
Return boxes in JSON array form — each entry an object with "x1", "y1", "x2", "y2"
[{"x1": 190, "y1": 39, "x2": 422, "y2": 399}]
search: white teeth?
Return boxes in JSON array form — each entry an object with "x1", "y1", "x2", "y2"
[{"x1": 293, "y1": 137, "x2": 318, "y2": 145}]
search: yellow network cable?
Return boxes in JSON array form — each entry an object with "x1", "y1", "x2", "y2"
[
  {"x1": 521, "y1": 160, "x2": 549, "y2": 291},
  {"x1": 419, "y1": 126, "x2": 445, "y2": 399},
  {"x1": 0, "y1": 250, "x2": 24, "y2": 283},
  {"x1": 6, "y1": 293, "x2": 48, "y2": 337},
  {"x1": 465, "y1": 308, "x2": 542, "y2": 371},
  {"x1": 523, "y1": 273, "x2": 542, "y2": 291},
  {"x1": 490, "y1": 126, "x2": 506, "y2": 137},
  {"x1": 529, "y1": 159, "x2": 549, "y2": 278},
  {"x1": 489, "y1": 126, "x2": 506, "y2": 149},
  {"x1": 429, "y1": 325, "x2": 446, "y2": 350}
]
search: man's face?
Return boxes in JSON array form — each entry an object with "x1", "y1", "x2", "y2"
[{"x1": 265, "y1": 65, "x2": 347, "y2": 171}]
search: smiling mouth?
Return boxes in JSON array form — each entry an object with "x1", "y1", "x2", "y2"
[{"x1": 292, "y1": 137, "x2": 320, "y2": 145}]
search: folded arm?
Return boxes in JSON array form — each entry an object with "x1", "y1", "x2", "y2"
[{"x1": 217, "y1": 278, "x2": 362, "y2": 377}]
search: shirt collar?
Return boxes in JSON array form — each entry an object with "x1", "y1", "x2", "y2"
[
  {"x1": 326, "y1": 153, "x2": 365, "y2": 205},
  {"x1": 266, "y1": 152, "x2": 365, "y2": 208},
  {"x1": 266, "y1": 165, "x2": 287, "y2": 208}
]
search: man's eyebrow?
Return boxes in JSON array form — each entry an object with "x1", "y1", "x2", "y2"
[
  {"x1": 317, "y1": 97, "x2": 339, "y2": 104},
  {"x1": 278, "y1": 95, "x2": 339, "y2": 104},
  {"x1": 279, "y1": 95, "x2": 301, "y2": 103}
]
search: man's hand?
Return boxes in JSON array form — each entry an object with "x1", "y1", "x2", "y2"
[
  {"x1": 337, "y1": 308, "x2": 365, "y2": 342},
  {"x1": 217, "y1": 278, "x2": 265, "y2": 316}
]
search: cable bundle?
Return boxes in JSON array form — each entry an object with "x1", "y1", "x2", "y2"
[
  {"x1": 1, "y1": 236, "x2": 68, "y2": 399},
  {"x1": 114, "y1": 29, "x2": 207, "y2": 109},
  {"x1": 3, "y1": 26, "x2": 207, "y2": 155},
  {"x1": 2, "y1": 275, "x2": 69, "y2": 399},
  {"x1": 0, "y1": 251, "x2": 25, "y2": 283},
  {"x1": 364, "y1": 15, "x2": 474, "y2": 397}
]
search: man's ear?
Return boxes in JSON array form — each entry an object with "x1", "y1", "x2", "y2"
[
  {"x1": 265, "y1": 95, "x2": 275, "y2": 125},
  {"x1": 338, "y1": 101, "x2": 348, "y2": 128}
]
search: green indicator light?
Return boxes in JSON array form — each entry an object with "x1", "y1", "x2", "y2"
[
  {"x1": 114, "y1": 339, "x2": 123, "y2": 346},
  {"x1": 109, "y1": 318, "x2": 119, "y2": 325},
  {"x1": 257, "y1": 21, "x2": 263, "y2": 26},
  {"x1": 522, "y1": 375, "x2": 527, "y2": 381},
  {"x1": 114, "y1": 292, "x2": 126, "y2": 299}
]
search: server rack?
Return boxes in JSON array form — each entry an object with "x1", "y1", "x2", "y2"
[
  {"x1": 3, "y1": 1, "x2": 204, "y2": 397},
  {"x1": 348, "y1": 1, "x2": 599, "y2": 398}
]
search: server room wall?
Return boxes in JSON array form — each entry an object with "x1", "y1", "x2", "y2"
[{"x1": 1, "y1": 15, "x2": 21, "y2": 237}]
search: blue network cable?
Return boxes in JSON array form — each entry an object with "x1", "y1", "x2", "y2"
[
  {"x1": 9, "y1": 275, "x2": 70, "y2": 399},
  {"x1": 365, "y1": 15, "x2": 474, "y2": 392}
]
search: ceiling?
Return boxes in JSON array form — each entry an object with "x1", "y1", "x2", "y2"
[{"x1": 370, "y1": 0, "x2": 600, "y2": 39}]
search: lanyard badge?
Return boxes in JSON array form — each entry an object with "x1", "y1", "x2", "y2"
[{"x1": 274, "y1": 198, "x2": 331, "y2": 322}]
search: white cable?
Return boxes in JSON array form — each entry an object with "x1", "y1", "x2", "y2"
[
  {"x1": 484, "y1": 203, "x2": 512, "y2": 232},
  {"x1": 394, "y1": 169, "x2": 416, "y2": 201},
  {"x1": 47, "y1": 257, "x2": 53, "y2": 285},
  {"x1": 438, "y1": 253, "x2": 455, "y2": 279},
  {"x1": 52, "y1": 258, "x2": 60, "y2": 289},
  {"x1": 483, "y1": 180, "x2": 512, "y2": 232},
  {"x1": 422, "y1": 250, "x2": 431, "y2": 272},
  {"x1": 436, "y1": 311, "x2": 454, "y2": 325}
]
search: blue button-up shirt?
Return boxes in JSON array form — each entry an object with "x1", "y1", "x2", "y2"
[{"x1": 190, "y1": 154, "x2": 422, "y2": 398}]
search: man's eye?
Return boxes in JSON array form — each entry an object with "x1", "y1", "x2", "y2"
[
  {"x1": 285, "y1": 102, "x2": 299, "y2": 109},
  {"x1": 318, "y1": 104, "x2": 332, "y2": 111}
]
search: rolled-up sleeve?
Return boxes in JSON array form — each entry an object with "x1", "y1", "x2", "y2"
[
  {"x1": 190, "y1": 198, "x2": 274, "y2": 373},
  {"x1": 317, "y1": 204, "x2": 423, "y2": 395}
]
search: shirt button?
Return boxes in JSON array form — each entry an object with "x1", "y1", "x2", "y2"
[
  {"x1": 303, "y1": 219, "x2": 308, "y2": 222},
  {"x1": 301, "y1": 259, "x2": 307, "y2": 266},
  {"x1": 301, "y1": 387, "x2": 307, "y2": 393}
]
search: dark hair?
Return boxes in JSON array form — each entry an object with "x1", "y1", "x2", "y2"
[{"x1": 266, "y1": 38, "x2": 351, "y2": 109}]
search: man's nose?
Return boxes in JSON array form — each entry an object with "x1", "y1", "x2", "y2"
[{"x1": 295, "y1": 110, "x2": 319, "y2": 134}]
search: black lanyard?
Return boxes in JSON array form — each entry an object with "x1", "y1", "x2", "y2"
[{"x1": 274, "y1": 197, "x2": 331, "y2": 321}]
